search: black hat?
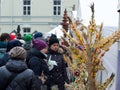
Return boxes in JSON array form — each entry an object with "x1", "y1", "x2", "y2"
[
  {"x1": 33, "y1": 32, "x2": 43, "y2": 39},
  {"x1": 51, "y1": 34, "x2": 57, "y2": 38},
  {"x1": 6, "y1": 40, "x2": 22, "y2": 52},
  {"x1": 49, "y1": 37, "x2": 59, "y2": 46}
]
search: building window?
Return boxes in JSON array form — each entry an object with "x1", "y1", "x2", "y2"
[
  {"x1": 23, "y1": 0, "x2": 31, "y2": 16},
  {"x1": 23, "y1": 27, "x2": 31, "y2": 36},
  {"x1": 53, "y1": 0, "x2": 61, "y2": 15},
  {"x1": 23, "y1": 27, "x2": 31, "y2": 32}
]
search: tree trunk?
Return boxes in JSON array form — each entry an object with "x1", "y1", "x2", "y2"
[
  {"x1": 86, "y1": 45, "x2": 96, "y2": 90},
  {"x1": 86, "y1": 61, "x2": 96, "y2": 90}
]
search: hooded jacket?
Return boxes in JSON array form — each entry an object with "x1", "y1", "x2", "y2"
[
  {"x1": 0, "y1": 60, "x2": 39, "y2": 90},
  {"x1": 26, "y1": 48, "x2": 50, "y2": 88}
]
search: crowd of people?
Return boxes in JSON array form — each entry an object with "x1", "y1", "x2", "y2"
[{"x1": 0, "y1": 32, "x2": 70, "y2": 90}]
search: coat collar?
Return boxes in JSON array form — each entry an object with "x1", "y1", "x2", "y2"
[{"x1": 30, "y1": 48, "x2": 47, "y2": 59}]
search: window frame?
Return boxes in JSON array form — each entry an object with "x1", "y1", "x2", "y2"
[
  {"x1": 53, "y1": 0, "x2": 61, "y2": 16},
  {"x1": 23, "y1": 0, "x2": 31, "y2": 16},
  {"x1": 23, "y1": 27, "x2": 31, "y2": 34}
]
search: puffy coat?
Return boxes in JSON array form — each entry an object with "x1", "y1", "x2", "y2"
[
  {"x1": 0, "y1": 60, "x2": 39, "y2": 90},
  {"x1": 0, "y1": 53, "x2": 10, "y2": 67},
  {"x1": 47, "y1": 48, "x2": 69, "y2": 85},
  {"x1": 26, "y1": 48, "x2": 50, "y2": 88}
]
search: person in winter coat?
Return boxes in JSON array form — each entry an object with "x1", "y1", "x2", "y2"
[
  {"x1": 47, "y1": 37, "x2": 70, "y2": 90},
  {"x1": 0, "y1": 33, "x2": 10, "y2": 58},
  {"x1": 26, "y1": 39, "x2": 50, "y2": 90},
  {"x1": 0, "y1": 46, "x2": 39, "y2": 90},
  {"x1": 0, "y1": 40, "x2": 22, "y2": 67},
  {"x1": 23, "y1": 34, "x2": 33, "y2": 51}
]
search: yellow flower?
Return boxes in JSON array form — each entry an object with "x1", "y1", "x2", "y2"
[
  {"x1": 77, "y1": 54, "x2": 81, "y2": 58},
  {"x1": 81, "y1": 59, "x2": 85, "y2": 63},
  {"x1": 89, "y1": 29, "x2": 93, "y2": 33},
  {"x1": 72, "y1": 49, "x2": 76, "y2": 53}
]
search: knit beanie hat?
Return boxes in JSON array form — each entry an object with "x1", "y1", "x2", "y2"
[
  {"x1": 9, "y1": 33, "x2": 16, "y2": 40},
  {"x1": 23, "y1": 34, "x2": 32, "y2": 42},
  {"x1": 9, "y1": 46, "x2": 26, "y2": 60},
  {"x1": 6, "y1": 40, "x2": 22, "y2": 52},
  {"x1": 33, "y1": 32, "x2": 43, "y2": 39},
  {"x1": 51, "y1": 34, "x2": 57, "y2": 38},
  {"x1": 49, "y1": 37, "x2": 59, "y2": 46},
  {"x1": 33, "y1": 39, "x2": 47, "y2": 51}
]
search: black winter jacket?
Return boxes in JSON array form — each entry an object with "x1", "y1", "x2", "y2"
[
  {"x1": 26, "y1": 48, "x2": 50, "y2": 87},
  {"x1": 47, "y1": 48, "x2": 69, "y2": 85},
  {"x1": 0, "y1": 60, "x2": 39, "y2": 90}
]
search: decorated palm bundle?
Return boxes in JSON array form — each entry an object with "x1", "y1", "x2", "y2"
[{"x1": 62, "y1": 3, "x2": 119, "y2": 90}]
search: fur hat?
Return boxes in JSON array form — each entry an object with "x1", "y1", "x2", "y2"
[
  {"x1": 9, "y1": 46, "x2": 26, "y2": 60},
  {"x1": 23, "y1": 34, "x2": 32, "y2": 41},
  {"x1": 49, "y1": 37, "x2": 59, "y2": 46},
  {"x1": 6, "y1": 40, "x2": 22, "y2": 52},
  {"x1": 33, "y1": 39, "x2": 47, "y2": 51}
]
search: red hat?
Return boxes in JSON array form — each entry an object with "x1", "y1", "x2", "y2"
[{"x1": 9, "y1": 34, "x2": 16, "y2": 40}]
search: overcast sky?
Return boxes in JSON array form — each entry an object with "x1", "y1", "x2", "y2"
[{"x1": 80, "y1": 0, "x2": 118, "y2": 27}]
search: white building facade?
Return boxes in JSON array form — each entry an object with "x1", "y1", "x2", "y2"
[{"x1": 0, "y1": 0, "x2": 78, "y2": 35}]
